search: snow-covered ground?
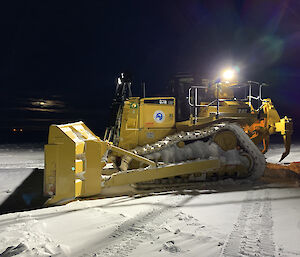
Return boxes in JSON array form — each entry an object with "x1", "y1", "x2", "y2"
[
  {"x1": 264, "y1": 143, "x2": 300, "y2": 164},
  {"x1": 0, "y1": 144, "x2": 299, "y2": 257}
]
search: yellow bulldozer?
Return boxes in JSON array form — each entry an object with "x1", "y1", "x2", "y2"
[{"x1": 44, "y1": 70, "x2": 293, "y2": 206}]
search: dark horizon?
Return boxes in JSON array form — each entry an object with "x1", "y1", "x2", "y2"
[{"x1": 1, "y1": 0, "x2": 300, "y2": 143}]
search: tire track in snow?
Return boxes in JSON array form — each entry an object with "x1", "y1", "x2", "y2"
[
  {"x1": 79, "y1": 195, "x2": 192, "y2": 257},
  {"x1": 221, "y1": 190, "x2": 275, "y2": 257}
]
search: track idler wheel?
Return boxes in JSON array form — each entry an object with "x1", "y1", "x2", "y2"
[{"x1": 213, "y1": 130, "x2": 237, "y2": 151}]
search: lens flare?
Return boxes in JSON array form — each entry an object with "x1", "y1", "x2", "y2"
[{"x1": 222, "y1": 69, "x2": 235, "y2": 81}]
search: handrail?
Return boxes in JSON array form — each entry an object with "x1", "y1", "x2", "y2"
[{"x1": 187, "y1": 82, "x2": 269, "y2": 116}]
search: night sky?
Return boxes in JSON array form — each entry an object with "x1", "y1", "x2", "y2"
[{"x1": 1, "y1": 0, "x2": 300, "y2": 143}]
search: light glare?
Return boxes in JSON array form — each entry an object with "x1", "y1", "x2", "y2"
[{"x1": 222, "y1": 69, "x2": 235, "y2": 81}]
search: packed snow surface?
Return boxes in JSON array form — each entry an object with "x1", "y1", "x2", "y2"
[{"x1": 0, "y1": 143, "x2": 299, "y2": 257}]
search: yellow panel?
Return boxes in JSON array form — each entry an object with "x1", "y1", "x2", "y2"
[
  {"x1": 45, "y1": 125, "x2": 76, "y2": 205},
  {"x1": 223, "y1": 101, "x2": 240, "y2": 106},
  {"x1": 75, "y1": 141, "x2": 85, "y2": 155},
  {"x1": 75, "y1": 179, "x2": 83, "y2": 197},
  {"x1": 140, "y1": 97, "x2": 175, "y2": 129},
  {"x1": 126, "y1": 101, "x2": 139, "y2": 129},
  {"x1": 75, "y1": 159, "x2": 83, "y2": 173},
  {"x1": 138, "y1": 128, "x2": 176, "y2": 146},
  {"x1": 118, "y1": 97, "x2": 176, "y2": 150},
  {"x1": 58, "y1": 121, "x2": 98, "y2": 140},
  {"x1": 81, "y1": 140, "x2": 104, "y2": 197},
  {"x1": 61, "y1": 127, "x2": 79, "y2": 142},
  {"x1": 72, "y1": 124, "x2": 90, "y2": 139},
  {"x1": 44, "y1": 144, "x2": 57, "y2": 196},
  {"x1": 118, "y1": 99, "x2": 139, "y2": 149}
]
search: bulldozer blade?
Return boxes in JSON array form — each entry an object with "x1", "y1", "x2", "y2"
[{"x1": 44, "y1": 122, "x2": 105, "y2": 206}]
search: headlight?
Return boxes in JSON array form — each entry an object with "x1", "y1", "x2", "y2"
[{"x1": 222, "y1": 69, "x2": 235, "y2": 81}]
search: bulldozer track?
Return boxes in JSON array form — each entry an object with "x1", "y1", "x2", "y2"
[
  {"x1": 128, "y1": 122, "x2": 265, "y2": 188},
  {"x1": 220, "y1": 190, "x2": 275, "y2": 257}
]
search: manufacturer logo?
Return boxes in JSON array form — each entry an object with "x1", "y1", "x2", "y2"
[{"x1": 153, "y1": 110, "x2": 165, "y2": 123}]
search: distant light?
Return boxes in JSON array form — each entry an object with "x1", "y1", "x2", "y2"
[
  {"x1": 117, "y1": 77, "x2": 122, "y2": 85},
  {"x1": 12, "y1": 128, "x2": 23, "y2": 132},
  {"x1": 222, "y1": 69, "x2": 235, "y2": 81},
  {"x1": 40, "y1": 101, "x2": 45, "y2": 106}
]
